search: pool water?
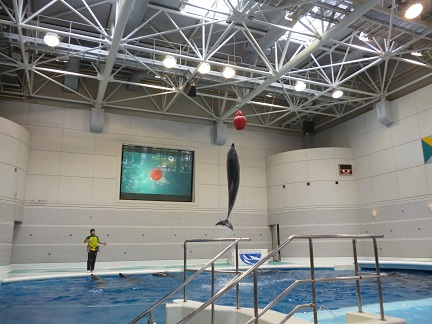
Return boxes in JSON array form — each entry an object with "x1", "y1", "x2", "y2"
[{"x1": 0, "y1": 269, "x2": 431, "y2": 323}]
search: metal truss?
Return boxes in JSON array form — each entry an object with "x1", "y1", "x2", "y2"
[{"x1": 0, "y1": 0, "x2": 431, "y2": 133}]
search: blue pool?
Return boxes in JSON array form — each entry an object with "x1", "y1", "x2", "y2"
[{"x1": 1, "y1": 269, "x2": 431, "y2": 323}]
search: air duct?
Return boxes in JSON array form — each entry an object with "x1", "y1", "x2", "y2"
[
  {"x1": 127, "y1": 71, "x2": 143, "y2": 91},
  {"x1": 63, "y1": 57, "x2": 80, "y2": 92}
]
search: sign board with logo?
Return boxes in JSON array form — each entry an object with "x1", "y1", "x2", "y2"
[
  {"x1": 230, "y1": 249, "x2": 268, "y2": 266},
  {"x1": 339, "y1": 164, "x2": 353, "y2": 175}
]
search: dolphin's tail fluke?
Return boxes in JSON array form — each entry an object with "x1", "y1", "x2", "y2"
[{"x1": 215, "y1": 218, "x2": 233, "y2": 230}]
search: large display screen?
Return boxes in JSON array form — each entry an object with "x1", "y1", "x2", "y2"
[{"x1": 120, "y1": 145, "x2": 194, "y2": 202}]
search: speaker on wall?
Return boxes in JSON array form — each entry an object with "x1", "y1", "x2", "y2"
[
  {"x1": 302, "y1": 120, "x2": 314, "y2": 134},
  {"x1": 375, "y1": 99, "x2": 393, "y2": 126},
  {"x1": 90, "y1": 108, "x2": 105, "y2": 133},
  {"x1": 214, "y1": 123, "x2": 227, "y2": 145},
  {"x1": 184, "y1": 82, "x2": 197, "y2": 97}
]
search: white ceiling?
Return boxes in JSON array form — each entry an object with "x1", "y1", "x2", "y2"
[{"x1": 0, "y1": 0, "x2": 432, "y2": 134}]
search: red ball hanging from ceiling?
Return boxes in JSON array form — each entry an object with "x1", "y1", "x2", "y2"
[{"x1": 233, "y1": 110, "x2": 247, "y2": 130}]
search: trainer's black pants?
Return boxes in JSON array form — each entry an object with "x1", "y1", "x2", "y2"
[{"x1": 87, "y1": 250, "x2": 97, "y2": 271}]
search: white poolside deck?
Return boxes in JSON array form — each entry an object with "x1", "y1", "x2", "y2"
[
  {"x1": 0, "y1": 257, "x2": 358, "y2": 283},
  {"x1": 2, "y1": 256, "x2": 432, "y2": 283}
]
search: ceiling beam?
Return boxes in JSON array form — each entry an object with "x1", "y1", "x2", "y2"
[
  {"x1": 94, "y1": 0, "x2": 135, "y2": 108},
  {"x1": 218, "y1": 0, "x2": 381, "y2": 122}
]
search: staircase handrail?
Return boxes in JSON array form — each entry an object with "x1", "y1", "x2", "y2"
[
  {"x1": 128, "y1": 237, "x2": 250, "y2": 324},
  {"x1": 178, "y1": 234, "x2": 384, "y2": 324}
]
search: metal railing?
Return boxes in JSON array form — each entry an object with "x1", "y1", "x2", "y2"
[
  {"x1": 129, "y1": 237, "x2": 251, "y2": 324},
  {"x1": 183, "y1": 239, "x2": 252, "y2": 313},
  {"x1": 129, "y1": 234, "x2": 385, "y2": 324},
  {"x1": 178, "y1": 234, "x2": 385, "y2": 324}
]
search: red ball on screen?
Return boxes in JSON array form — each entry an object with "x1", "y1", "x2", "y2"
[{"x1": 150, "y1": 168, "x2": 163, "y2": 181}]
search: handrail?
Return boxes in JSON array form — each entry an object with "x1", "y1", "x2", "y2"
[
  {"x1": 128, "y1": 237, "x2": 250, "y2": 324},
  {"x1": 185, "y1": 268, "x2": 241, "y2": 274},
  {"x1": 178, "y1": 234, "x2": 385, "y2": 324},
  {"x1": 245, "y1": 274, "x2": 380, "y2": 324},
  {"x1": 183, "y1": 238, "x2": 250, "y2": 304},
  {"x1": 280, "y1": 304, "x2": 314, "y2": 324}
]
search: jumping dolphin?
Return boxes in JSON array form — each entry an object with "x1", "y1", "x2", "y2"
[{"x1": 216, "y1": 143, "x2": 239, "y2": 230}]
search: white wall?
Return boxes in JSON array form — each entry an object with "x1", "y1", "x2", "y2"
[
  {"x1": 266, "y1": 147, "x2": 359, "y2": 257},
  {"x1": 0, "y1": 100, "x2": 302, "y2": 264},
  {"x1": 0, "y1": 116, "x2": 30, "y2": 266},
  {"x1": 6, "y1": 83, "x2": 430, "y2": 263},
  {"x1": 315, "y1": 84, "x2": 432, "y2": 258},
  {"x1": 267, "y1": 147, "x2": 356, "y2": 211}
]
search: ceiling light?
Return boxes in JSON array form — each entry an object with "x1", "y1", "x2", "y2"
[
  {"x1": 223, "y1": 66, "x2": 235, "y2": 78},
  {"x1": 266, "y1": 93, "x2": 273, "y2": 98},
  {"x1": 163, "y1": 55, "x2": 176, "y2": 68},
  {"x1": 284, "y1": 11, "x2": 294, "y2": 21},
  {"x1": 198, "y1": 62, "x2": 211, "y2": 74},
  {"x1": 44, "y1": 32, "x2": 60, "y2": 47},
  {"x1": 405, "y1": 3, "x2": 423, "y2": 19},
  {"x1": 358, "y1": 32, "x2": 370, "y2": 42},
  {"x1": 295, "y1": 80, "x2": 306, "y2": 91},
  {"x1": 332, "y1": 89, "x2": 343, "y2": 99},
  {"x1": 411, "y1": 51, "x2": 423, "y2": 57}
]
